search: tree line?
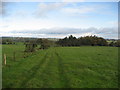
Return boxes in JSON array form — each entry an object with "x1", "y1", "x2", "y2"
[
  {"x1": 2, "y1": 35, "x2": 120, "y2": 52},
  {"x1": 57, "y1": 35, "x2": 120, "y2": 47},
  {"x1": 2, "y1": 39, "x2": 15, "y2": 44}
]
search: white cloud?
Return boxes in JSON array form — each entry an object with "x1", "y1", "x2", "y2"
[
  {"x1": 1, "y1": 27, "x2": 117, "y2": 39},
  {"x1": 61, "y1": 7, "x2": 94, "y2": 14},
  {"x1": 61, "y1": 3, "x2": 112, "y2": 15},
  {"x1": 35, "y1": 2, "x2": 67, "y2": 17},
  {"x1": 107, "y1": 21, "x2": 118, "y2": 27},
  {"x1": 34, "y1": 2, "x2": 108, "y2": 17},
  {"x1": 0, "y1": 18, "x2": 59, "y2": 32}
]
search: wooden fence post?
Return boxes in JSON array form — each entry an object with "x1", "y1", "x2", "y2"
[{"x1": 4, "y1": 54, "x2": 6, "y2": 65}]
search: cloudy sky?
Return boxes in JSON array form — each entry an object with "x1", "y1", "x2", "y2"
[{"x1": 0, "y1": 0, "x2": 118, "y2": 39}]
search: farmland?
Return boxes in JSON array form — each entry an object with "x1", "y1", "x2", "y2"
[{"x1": 2, "y1": 43, "x2": 118, "y2": 88}]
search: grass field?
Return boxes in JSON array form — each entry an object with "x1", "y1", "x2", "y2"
[{"x1": 2, "y1": 44, "x2": 118, "y2": 88}]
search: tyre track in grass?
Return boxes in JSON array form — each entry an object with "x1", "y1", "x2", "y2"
[
  {"x1": 55, "y1": 51, "x2": 71, "y2": 88},
  {"x1": 3, "y1": 51, "x2": 47, "y2": 88},
  {"x1": 39, "y1": 52, "x2": 54, "y2": 88},
  {"x1": 20, "y1": 51, "x2": 51, "y2": 88}
]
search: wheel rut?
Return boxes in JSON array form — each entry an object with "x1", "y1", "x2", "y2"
[
  {"x1": 55, "y1": 51, "x2": 71, "y2": 88},
  {"x1": 20, "y1": 51, "x2": 50, "y2": 88}
]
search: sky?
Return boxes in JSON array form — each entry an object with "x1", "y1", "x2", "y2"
[{"x1": 0, "y1": 1, "x2": 118, "y2": 39}]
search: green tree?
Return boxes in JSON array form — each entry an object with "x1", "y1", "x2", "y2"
[{"x1": 40, "y1": 39, "x2": 51, "y2": 49}]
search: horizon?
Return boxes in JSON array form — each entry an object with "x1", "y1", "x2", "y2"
[{"x1": 1, "y1": 35, "x2": 119, "y2": 40}]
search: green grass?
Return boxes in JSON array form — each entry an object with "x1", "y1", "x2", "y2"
[{"x1": 2, "y1": 44, "x2": 118, "y2": 88}]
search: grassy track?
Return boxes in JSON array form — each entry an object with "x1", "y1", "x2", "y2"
[{"x1": 2, "y1": 44, "x2": 118, "y2": 88}]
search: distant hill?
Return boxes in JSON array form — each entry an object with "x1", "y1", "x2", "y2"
[{"x1": 2, "y1": 37, "x2": 59, "y2": 42}]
